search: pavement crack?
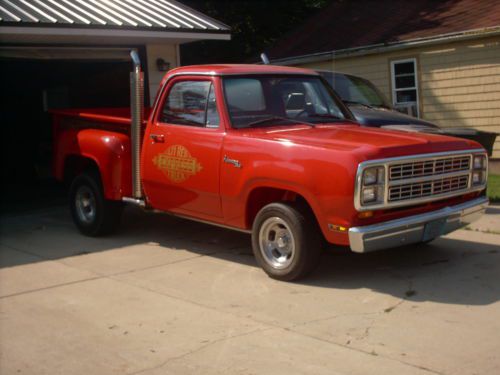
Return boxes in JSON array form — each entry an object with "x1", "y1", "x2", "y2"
[
  {"x1": 289, "y1": 310, "x2": 381, "y2": 329},
  {"x1": 384, "y1": 298, "x2": 405, "y2": 313},
  {"x1": 384, "y1": 279, "x2": 417, "y2": 313},
  {"x1": 0, "y1": 242, "x2": 47, "y2": 261},
  {"x1": 107, "y1": 275, "x2": 273, "y2": 328},
  {"x1": 107, "y1": 275, "x2": 432, "y2": 375},
  {"x1": 128, "y1": 327, "x2": 273, "y2": 375},
  {"x1": 107, "y1": 253, "x2": 215, "y2": 278},
  {"x1": 360, "y1": 324, "x2": 372, "y2": 340},
  {"x1": 0, "y1": 275, "x2": 103, "y2": 299},
  {"x1": 284, "y1": 328, "x2": 446, "y2": 375}
]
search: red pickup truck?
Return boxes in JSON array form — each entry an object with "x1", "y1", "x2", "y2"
[{"x1": 52, "y1": 52, "x2": 488, "y2": 280}]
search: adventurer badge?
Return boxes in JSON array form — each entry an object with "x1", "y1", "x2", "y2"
[{"x1": 153, "y1": 145, "x2": 203, "y2": 183}]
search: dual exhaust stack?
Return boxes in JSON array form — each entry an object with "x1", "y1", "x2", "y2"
[{"x1": 130, "y1": 50, "x2": 144, "y2": 200}]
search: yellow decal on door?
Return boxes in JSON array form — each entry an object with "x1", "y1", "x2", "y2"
[{"x1": 153, "y1": 145, "x2": 203, "y2": 183}]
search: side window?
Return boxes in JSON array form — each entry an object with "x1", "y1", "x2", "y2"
[
  {"x1": 161, "y1": 81, "x2": 219, "y2": 127},
  {"x1": 206, "y1": 83, "x2": 220, "y2": 128},
  {"x1": 391, "y1": 58, "x2": 419, "y2": 117}
]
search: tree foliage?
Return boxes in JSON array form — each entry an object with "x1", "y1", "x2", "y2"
[{"x1": 180, "y1": 0, "x2": 330, "y2": 65}]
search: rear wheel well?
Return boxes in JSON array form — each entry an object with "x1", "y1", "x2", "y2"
[
  {"x1": 63, "y1": 155, "x2": 100, "y2": 187},
  {"x1": 245, "y1": 187, "x2": 316, "y2": 229}
]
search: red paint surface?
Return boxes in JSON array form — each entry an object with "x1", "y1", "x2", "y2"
[{"x1": 52, "y1": 65, "x2": 485, "y2": 246}]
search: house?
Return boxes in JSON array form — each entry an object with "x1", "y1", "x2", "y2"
[
  {"x1": 0, "y1": 0, "x2": 229, "y2": 192},
  {"x1": 266, "y1": 0, "x2": 500, "y2": 159}
]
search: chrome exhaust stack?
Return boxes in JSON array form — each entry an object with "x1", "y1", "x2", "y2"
[{"x1": 130, "y1": 50, "x2": 144, "y2": 199}]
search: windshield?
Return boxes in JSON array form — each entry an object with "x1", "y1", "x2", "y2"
[
  {"x1": 222, "y1": 75, "x2": 351, "y2": 129},
  {"x1": 319, "y1": 72, "x2": 391, "y2": 108}
]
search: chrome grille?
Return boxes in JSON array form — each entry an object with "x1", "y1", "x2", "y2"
[
  {"x1": 390, "y1": 156, "x2": 470, "y2": 181},
  {"x1": 355, "y1": 150, "x2": 487, "y2": 211},
  {"x1": 389, "y1": 175, "x2": 469, "y2": 202}
]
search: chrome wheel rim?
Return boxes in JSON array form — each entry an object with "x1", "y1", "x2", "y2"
[
  {"x1": 258, "y1": 217, "x2": 295, "y2": 269},
  {"x1": 75, "y1": 186, "x2": 96, "y2": 224}
]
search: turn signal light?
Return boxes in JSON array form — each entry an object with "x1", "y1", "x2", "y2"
[
  {"x1": 358, "y1": 211, "x2": 374, "y2": 219},
  {"x1": 328, "y1": 224, "x2": 348, "y2": 232}
]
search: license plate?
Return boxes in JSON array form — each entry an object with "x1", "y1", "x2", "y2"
[{"x1": 423, "y1": 218, "x2": 446, "y2": 242}]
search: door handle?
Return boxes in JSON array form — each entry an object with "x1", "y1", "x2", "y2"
[{"x1": 150, "y1": 134, "x2": 165, "y2": 143}]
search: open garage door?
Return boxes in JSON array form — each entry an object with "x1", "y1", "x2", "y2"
[{"x1": 0, "y1": 47, "x2": 145, "y2": 212}]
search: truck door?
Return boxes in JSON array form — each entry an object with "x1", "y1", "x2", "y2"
[{"x1": 141, "y1": 77, "x2": 224, "y2": 220}]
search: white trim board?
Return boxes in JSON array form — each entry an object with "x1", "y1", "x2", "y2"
[
  {"x1": 390, "y1": 58, "x2": 420, "y2": 117},
  {"x1": 0, "y1": 26, "x2": 231, "y2": 43}
]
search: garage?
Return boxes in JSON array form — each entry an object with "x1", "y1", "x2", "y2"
[
  {"x1": 0, "y1": 0, "x2": 230, "y2": 211},
  {"x1": 0, "y1": 48, "x2": 135, "y2": 210}
]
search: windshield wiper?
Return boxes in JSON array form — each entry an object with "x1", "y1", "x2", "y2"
[
  {"x1": 244, "y1": 116, "x2": 315, "y2": 128},
  {"x1": 342, "y1": 100, "x2": 374, "y2": 109}
]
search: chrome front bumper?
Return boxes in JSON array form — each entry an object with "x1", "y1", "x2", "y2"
[{"x1": 348, "y1": 197, "x2": 489, "y2": 253}]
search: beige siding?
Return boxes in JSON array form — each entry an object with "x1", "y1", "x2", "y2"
[
  {"x1": 298, "y1": 35, "x2": 500, "y2": 158},
  {"x1": 419, "y1": 39, "x2": 500, "y2": 160},
  {"x1": 146, "y1": 44, "x2": 179, "y2": 105}
]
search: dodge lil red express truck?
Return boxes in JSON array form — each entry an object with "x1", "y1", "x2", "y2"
[{"x1": 52, "y1": 51, "x2": 488, "y2": 280}]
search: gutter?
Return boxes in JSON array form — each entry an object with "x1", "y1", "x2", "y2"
[
  {"x1": 0, "y1": 26, "x2": 231, "y2": 42},
  {"x1": 269, "y1": 26, "x2": 500, "y2": 66}
]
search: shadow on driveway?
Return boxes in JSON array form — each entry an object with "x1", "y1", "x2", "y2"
[{"x1": 1, "y1": 205, "x2": 499, "y2": 306}]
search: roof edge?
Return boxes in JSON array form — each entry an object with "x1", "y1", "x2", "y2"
[
  {"x1": 0, "y1": 21, "x2": 231, "y2": 33},
  {"x1": 269, "y1": 26, "x2": 500, "y2": 65},
  {"x1": 0, "y1": 26, "x2": 231, "y2": 43}
]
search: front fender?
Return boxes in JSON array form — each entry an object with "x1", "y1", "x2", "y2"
[
  {"x1": 240, "y1": 178, "x2": 350, "y2": 244},
  {"x1": 242, "y1": 178, "x2": 322, "y2": 219},
  {"x1": 220, "y1": 136, "x2": 360, "y2": 245}
]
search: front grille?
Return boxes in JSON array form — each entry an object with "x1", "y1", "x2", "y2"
[
  {"x1": 389, "y1": 175, "x2": 469, "y2": 202},
  {"x1": 389, "y1": 156, "x2": 470, "y2": 181}
]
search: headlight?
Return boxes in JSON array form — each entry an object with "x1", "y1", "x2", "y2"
[
  {"x1": 362, "y1": 187, "x2": 376, "y2": 203},
  {"x1": 472, "y1": 154, "x2": 487, "y2": 186},
  {"x1": 362, "y1": 185, "x2": 385, "y2": 204},
  {"x1": 359, "y1": 166, "x2": 385, "y2": 206},
  {"x1": 472, "y1": 171, "x2": 484, "y2": 185},
  {"x1": 363, "y1": 167, "x2": 384, "y2": 185},
  {"x1": 473, "y1": 155, "x2": 484, "y2": 170},
  {"x1": 363, "y1": 168, "x2": 378, "y2": 185}
]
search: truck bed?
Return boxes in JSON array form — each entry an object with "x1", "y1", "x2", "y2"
[{"x1": 51, "y1": 107, "x2": 151, "y2": 132}]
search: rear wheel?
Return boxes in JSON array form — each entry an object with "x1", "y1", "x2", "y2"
[
  {"x1": 252, "y1": 202, "x2": 322, "y2": 281},
  {"x1": 69, "y1": 172, "x2": 123, "y2": 236}
]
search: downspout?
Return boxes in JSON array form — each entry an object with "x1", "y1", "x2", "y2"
[{"x1": 130, "y1": 49, "x2": 144, "y2": 200}]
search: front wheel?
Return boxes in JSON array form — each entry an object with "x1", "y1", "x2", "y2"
[
  {"x1": 69, "y1": 172, "x2": 123, "y2": 236},
  {"x1": 251, "y1": 202, "x2": 322, "y2": 281}
]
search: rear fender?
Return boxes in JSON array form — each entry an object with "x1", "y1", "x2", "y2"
[{"x1": 55, "y1": 129, "x2": 131, "y2": 200}]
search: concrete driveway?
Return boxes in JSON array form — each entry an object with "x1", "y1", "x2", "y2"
[{"x1": 1, "y1": 204, "x2": 499, "y2": 375}]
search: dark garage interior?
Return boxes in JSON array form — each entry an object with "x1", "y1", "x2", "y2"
[{"x1": 0, "y1": 58, "x2": 131, "y2": 212}]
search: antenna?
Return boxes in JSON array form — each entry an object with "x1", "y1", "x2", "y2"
[{"x1": 260, "y1": 53, "x2": 270, "y2": 65}]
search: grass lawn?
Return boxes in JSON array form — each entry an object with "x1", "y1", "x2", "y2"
[{"x1": 488, "y1": 174, "x2": 500, "y2": 203}]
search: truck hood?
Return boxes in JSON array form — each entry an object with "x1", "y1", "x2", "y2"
[
  {"x1": 348, "y1": 105, "x2": 438, "y2": 127},
  {"x1": 239, "y1": 124, "x2": 481, "y2": 159}
]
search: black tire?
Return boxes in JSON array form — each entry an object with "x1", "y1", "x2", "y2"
[
  {"x1": 69, "y1": 172, "x2": 123, "y2": 236},
  {"x1": 251, "y1": 202, "x2": 322, "y2": 281}
]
